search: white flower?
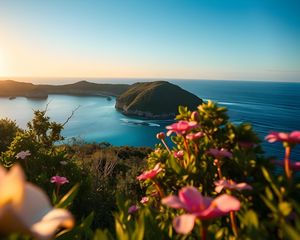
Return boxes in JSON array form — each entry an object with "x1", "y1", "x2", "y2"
[
  {"x1": 16, "y1": 150, "x2": 31, "y2": 160},
  {"x1": 0, "y1": 165, "x2": 74, "y2": 240}
]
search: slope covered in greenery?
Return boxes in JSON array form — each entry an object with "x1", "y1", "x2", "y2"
[{"x1": 116, "y1": 81, "x2": 202, "y2": 119}]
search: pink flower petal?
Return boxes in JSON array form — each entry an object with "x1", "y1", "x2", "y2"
[
  {"x1": 162, "y1": 196, "x2": 185, "y2": 209},
  {"x1": 179, "y1": 187, "x2": 212, "y2": 212},
  {"x1": 136, "y1": 163, "x2": 162, "y2": 181},
  {"x1": 213, "y1": 194, "x2": 241, "y2": 212},
  {"x1": 290, "y1": 131, "x2": 300, "y2": 143},
  {"x1": 215, "y1": 185, "x2": 224, "y2": 193},
  {"x1": 235, "y1": 182, "x2": 253, "y2": 191},
  {"x1": 172, "y1": 214, "x2": 196, "y2": 234},
  {"x1": 128, "y1": 205, "x2": 139, "y2": 214},
  {"x1": 197, "y1": 194, "x2": 240, "y2": 219},
  {"x1": 30, "y1": 209, "x2": 74, "y2": 240}
]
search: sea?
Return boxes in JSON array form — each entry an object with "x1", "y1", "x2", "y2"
[{"x1": 0, "y1": 79, "x2": 299, "y2": 161}]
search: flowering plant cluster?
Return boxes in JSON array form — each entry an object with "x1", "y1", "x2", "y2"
[
  {"x1": 0, "y1": 102, "x2": 300, "y2": 239},
  {"x1": 110, "y1": 101, "x2": 300, "y2": 240}
]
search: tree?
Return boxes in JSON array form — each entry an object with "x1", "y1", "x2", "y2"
[{"x1": 0, "y1": 118, "x2": 21, "y2": 152}]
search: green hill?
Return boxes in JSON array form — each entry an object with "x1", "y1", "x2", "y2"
[{"x1": 115, "y1": 81, "x2": 202, "y2": 119}]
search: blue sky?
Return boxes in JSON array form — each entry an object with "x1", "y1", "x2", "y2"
[{"x1": 0, "y1": 0, "x2": 299, "y2": 81}]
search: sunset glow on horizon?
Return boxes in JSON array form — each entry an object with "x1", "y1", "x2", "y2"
[{"x1": 0, "y1": 0, "x2": 299, "y2": 82}]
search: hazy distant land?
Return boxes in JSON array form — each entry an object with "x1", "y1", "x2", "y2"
[
  {"x1": 0, "y1": 80, "x2": 202, "y2": 119},
  {"x1": 0, "y1": 80, "x2": 130, "y2": 99}
]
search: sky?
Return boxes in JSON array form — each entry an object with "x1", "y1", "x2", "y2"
[{"x1": 0, "y1": 0, "x2": 299, "y2": 81}]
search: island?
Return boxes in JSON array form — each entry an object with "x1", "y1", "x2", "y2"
[
  {"x1": 115, "y1": 81, "x2": 202, "y2": 119},
  {"x1": 0, "y1": 80, "x2": 202, "y2": 119}
]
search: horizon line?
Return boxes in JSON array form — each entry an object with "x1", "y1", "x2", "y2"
[{"x1": 0, "y1": 76, "x2": 299, "y2": 83}]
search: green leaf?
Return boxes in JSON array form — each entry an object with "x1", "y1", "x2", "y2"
[
  {"x1": 281, "y1": 223, "x2": 300, "y2": 240},
  {"x1": 261, "y1": 195, "x2": 277, "y2": 213},
  {"x1": 261, "y1": 167, "x2": 281, "y2": 198},
  {"x1": 168, "y1": 156, "x2": 183, "y2": 175},
  {"x1": 93, "y1": 229, "x2": 113, "y2": 240},
  {"x1": 115, "y1": 218, "x2": 129, "y2": 240},
  {"x1": 81, "y1": 212, "x2": 94, "y2": 229},
  {"x1": 132, "y1": 212, "x2": 145, "y2": 240},
  {"x1": 265, "y1": 187, "x2": 274, "y2": 201},
  {"x1": 243, "y1": 210, "x2": 259, "y2": 229},
  {"x1": 178, "y1": 105, "x2": 185, "y2": 114},
  {"x1": 279, "y1": 202, "x2": 292, "y2": 217},
  {"x1": 56, "y1": 183, "x2": 79, "y2": 208}
]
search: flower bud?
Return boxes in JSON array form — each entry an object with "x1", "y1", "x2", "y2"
[
  {"x1": 156, "y1": 132, "x2": 166, "y2": 140},
  {"x1": 191, "y1": 111, "x2": 199, "y2": 121}
]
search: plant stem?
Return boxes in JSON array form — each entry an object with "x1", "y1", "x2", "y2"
[
  {"x1": 183, "y1": 137, "x2": 191, "y2": 163},
  {"x1": 215, "y1": 159, "x2": 223, "y2": 179},
  {"x1": 200, "y1": 223, "x2": 207, "y2": 240},
  {"x1": 230, "y1": 211, "x2": 238, "y2": 236},
  {"x1": 161, "y1": 139, "x2": 171, "y2": 154},
  {"x1": 56, "y1": 184, "x2": 61, "y2": 197},
  {"x1": 153, "y1": 180, "x2": 164, "y2": 198},
  {"x1": 284, "y1": 146, "x2": 292, "y2": 180}
]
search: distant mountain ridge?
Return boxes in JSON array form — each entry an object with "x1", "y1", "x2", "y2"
[
  {"x1": 0, "y1": 80, "x2": 130, "y2": 98},
  {"x1": 0, "y1": 80, "x2": 202, "y2": 119},
  {"x1": 115, "y1": 81, "x2": 202, "y2": 119}
]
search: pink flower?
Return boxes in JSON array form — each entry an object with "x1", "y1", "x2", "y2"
[
  {"x1": 156, "y1": 132, "x2": 166, "y2": 140},
  {"x1": 272, "y1": 160, "x2": 300, "y2": 171},
  {"x1": 208, "y1": 148, "x2": 232, "y2": 158},
  {"x1": 162, "y1": 186, "x2": 240, "y2": 234},
  {"x1": 214, "y1": 179, "x2": 253, "y2": 193},
  {"x1": 137, "y1": 163, "x2": 162, "y2": 181},
  {"x1": 16, "y1": 150, "x2": 31, "y2": 160},
  {"x1": 50, "y1": 176, "x2": 69, "y2": 185},
  {"x1": 265, "y1": 131, "x2": 300, "y2": 144},
  {"x1": 173, "y1": 150, "x2": 184, "y2": 159},
  {"x1": 128, "y1": 205, "x2": 139, "y2": 214},
  {"x1": 166, "y1": 121, "x2": 198, "y2": 136},
  {"x1": 186, "y1": 132, "x2": 204, "y2": 141},
  {"x1": 140, "y1": 197, "x2": 149, "y2": 204}
]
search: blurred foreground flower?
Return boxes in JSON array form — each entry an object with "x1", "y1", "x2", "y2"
[
  {"x1": 208, "y1": 148, "x2": 232, "y2": 158},
  {"x1": 128, "y1": 205, "x2": 139, "y2": 214},
  {"x1": 265, "y1": 131, "x2": 300, "y2": 144},
  {"x1": 166, "y1": 120, "x2": 198, "y2": 136},
  {"x1": 0, "y1": 165, "x2": 74, "y2": 240},
  {"x1": 186, "y1": 132, "x2": 204, "y2": 141},
  {"x1": 140, "y1": 196, "x2": 149, "y2": 204},
  {"x1": 214, "y1": 179, "x2": 252, "y2": 193},
  {"x1": 51, "y1": 176, "x2": 69, "y2": 185},
  {"x1": 162, "y1": 186, "x2": 240, "y2": 234},
  {"x1": 265, "y1": 131, "x2": 300, "y2": 179},
  {"x1": 137, "y1": 163, "x2": 162, "y2": 181},
  {"x1": 16, "y1": 150, "x2": 31, "y2": 160},
  {"x1": 173, "y1": 150, "x2": 184, "y2": 159}
]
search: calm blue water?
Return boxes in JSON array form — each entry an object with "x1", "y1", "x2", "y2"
[{"x1": 0, "y1": 80, "x2": 299, "y2": 160}]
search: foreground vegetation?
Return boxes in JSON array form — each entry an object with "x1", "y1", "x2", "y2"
[{"x1": 0, "y1": 101, "x2": 299, "y2": 239}]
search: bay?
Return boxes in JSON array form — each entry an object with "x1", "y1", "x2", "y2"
[{"x1": 0, "y1": 79, "x2": 299, "y2": 160}]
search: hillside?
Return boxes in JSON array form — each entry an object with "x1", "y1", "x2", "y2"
[
  {"x1": 0, "y1": 80, "x2": 130, "y2": 98},
  {"x1": 115, "y1": 81, "x2": 202, "y2": 119}
]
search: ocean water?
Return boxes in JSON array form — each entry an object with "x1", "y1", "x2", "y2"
[{"x1": 0, "y1": 79, "x2": 299, "y2": 160}]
